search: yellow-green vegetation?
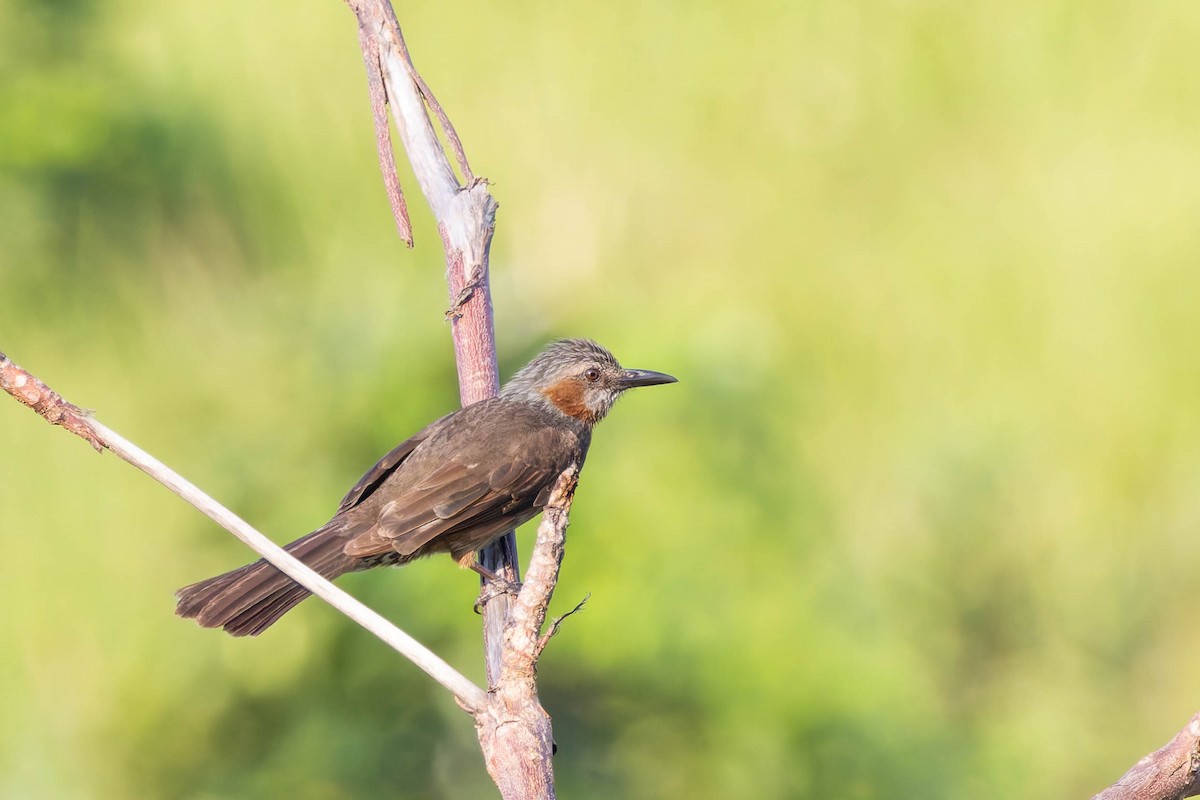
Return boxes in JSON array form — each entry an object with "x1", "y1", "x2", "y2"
[{"x1": 4, "y1": 1, "x2": 1200, "y2": 797}]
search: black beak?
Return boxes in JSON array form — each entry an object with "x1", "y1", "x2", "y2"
[{"x1": 618, "y1": 368, "x2": 678, "y2": 388}]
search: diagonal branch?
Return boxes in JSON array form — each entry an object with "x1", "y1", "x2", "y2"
[
  {"x1": 0, "y1": 350, "x2": 489, "y2": 713},
  {"x1": 1, "y1": 351, "x2": 103, "y2": 451},
  {"x1": 502, "y1": 466, "x2": 579, "y2": 682},
  {"x1": 1092, "y1": 712, "x2": 1200, "y2": 800}
]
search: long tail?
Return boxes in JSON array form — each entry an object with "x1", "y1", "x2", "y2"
[{"x1": 175, "y1": 525, "x2": 358, "y2": 637}]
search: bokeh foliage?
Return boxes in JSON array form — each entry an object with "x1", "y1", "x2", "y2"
[{"x1": 4, "y1": 1, "x2": 1200, "y2": 797}]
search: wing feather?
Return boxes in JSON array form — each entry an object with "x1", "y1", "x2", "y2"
[
  {"x1": 336, "y1": 412, "x2": 453, "y2": 514},
  {"x1": 343, "y1": 424, "x2": 585, "y2": 560}
]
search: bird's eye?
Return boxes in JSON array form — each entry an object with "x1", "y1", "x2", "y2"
[{"x1": 583, "y1": 368, "x2": 601, "y2": 382}]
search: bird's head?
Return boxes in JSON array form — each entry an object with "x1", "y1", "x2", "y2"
[{"x1": 502, "y1": 339, "x2": 677, "y2": 426}]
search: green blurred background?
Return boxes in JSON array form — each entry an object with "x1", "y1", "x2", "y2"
[{"x1": 4, "y1": 1, "x2": 1200, "y2": 797}]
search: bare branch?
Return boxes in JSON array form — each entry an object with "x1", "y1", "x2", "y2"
[
  {"x1": 1092, "y1": 712, "x2": 1200, "y2": 800},
  {"x1": 1, "y1": 351, "x2": 103, "y2": 451},
  {"x1": 1, "y1": 350, "x2": 489, "y2": 712},
  {"x1": 474, "y1": 466, "x2": 579, "y2": 799},
  {"x1": 345, "y1": 5, "x2": 563, "y2": 795},
  {"x1": 342, "y1": 0, "x2": 514, "y2": 694},
  {"x1": 502, "y1": 467, "x2": 580, "y2": 682},
  {"x1": 354, "y1": 19, "x2": 413, "y2": 247},
  {"x1": 382, "y1": 9, "x2": 475, "y2": 186}
]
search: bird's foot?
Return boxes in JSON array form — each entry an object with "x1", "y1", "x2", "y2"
[{"x1": 474, "y1": 578, "x2": 523, "y2": 614}]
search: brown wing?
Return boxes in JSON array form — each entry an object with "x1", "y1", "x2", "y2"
[
  {"x1": 335, "y1": 412, "x2": 455, "y2": 514},
  {"x1": 343, "y1": 437, "x2": 575, "y2": 559}
]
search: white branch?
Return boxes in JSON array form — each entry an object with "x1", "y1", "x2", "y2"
[
  {"x1": 1, "y1": 349, "x2": 488, "y2": 709},
  {"x1": 86, "y1": 416, "x2": 490, "y2": 711},
  {"x1": 380, "y1": 43, "x2": 458, "y2": 215}
]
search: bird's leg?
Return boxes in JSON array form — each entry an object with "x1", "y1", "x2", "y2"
[
  {"x1": 461, "y1": 552, "x2": 522, "y2": 613},
  {"x1": 467, "y1": 559, "x2": 502, "y2": 582}
]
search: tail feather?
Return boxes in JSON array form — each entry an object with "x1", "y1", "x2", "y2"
[{"x1": 176, "y1": 526, "x2": 357, "y2": 636}]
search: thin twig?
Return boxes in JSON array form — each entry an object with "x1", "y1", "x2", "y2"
[
  {"x1": 536, "y1": 593, "x2": 590, "y2": 659},
  {"x1": 1, "y1": 350, "x2": 489, "y2": 712},
  {"x1": 354, "y1": 18, "x2": 413, "y2": 246}
]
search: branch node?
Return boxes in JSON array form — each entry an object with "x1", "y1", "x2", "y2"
[{"x1": 445, "y1": 264, "x2": 487, "y2": 320}]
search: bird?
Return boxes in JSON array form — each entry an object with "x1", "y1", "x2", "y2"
[{"x1": 175, "y1": 338, "x2": 676, "y2": 636}]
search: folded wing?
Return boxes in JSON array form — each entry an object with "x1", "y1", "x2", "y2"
[
  {"x1": 343, "y1": 431, "x2": 573, "y2": 559},
  {"x1": 336, "y1": 412, "x2": 454, "y2": 514}
]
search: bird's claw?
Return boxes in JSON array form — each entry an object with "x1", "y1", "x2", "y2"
[{"x1": 474, "y1": 579, "x2": 523, "y2": 614}]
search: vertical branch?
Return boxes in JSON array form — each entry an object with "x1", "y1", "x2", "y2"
[
  {"x1": 476, "y1": 466, "x2": 578, "y2": 798},
  {"x1": 344, "y1": 0, "x2": 517, "y2": 691},
  {"x1": 346, "y1": 4, "x2": 574, "y2": 796}
]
